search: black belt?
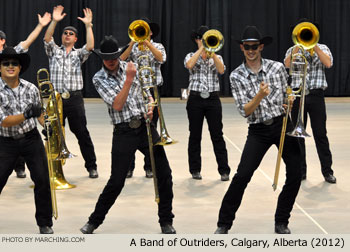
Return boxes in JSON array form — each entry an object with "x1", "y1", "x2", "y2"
[
  {"x1": 114, "y1": 117, "x2": 145, "y2": 130},
  {"x1": 0, "y1": 128, "x2": 37, "y2": 140},
  {"x1": 255, "y1": 115, "x2": 284, "y2": 126},
  {"x1": 190, "y1": 90, "x2": 219, "y2": 98},
  {"x1": 60, "y1": 90, "x2": 82, "y2": 98}
]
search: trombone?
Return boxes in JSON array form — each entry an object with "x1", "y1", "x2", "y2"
[
  {"x1": 37, "y1": 69, "x2": 76, "y2": 218},
  {"x1": 128, "y1": 19, "x2": 177, "y2": 146},
  {"x1": 272, "y1": 22, "x2": 318, "y2": 190},
  {"x1": 202, "y1": 29, "x2": 224, "y2": 57}
]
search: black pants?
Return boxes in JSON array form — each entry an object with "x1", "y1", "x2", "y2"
[
  {"x1": 128, "y1": 89, "x2": 160, "y2": 172},
  {"x1": 186, "y1": 92, "x2": 230, "y2": 175},
  {"x1": 0, "y1": 128, "x2": 53, "y2": 227},
  {"x1": 14, "y1": 156, "x2": 25, "y2": 172},
  {"x1": 62, "y1": 91, "x2": 97, "y2": 171},
  {"x1": 88, "y1": 121, "x2": 174, "y2": 227},
  {"x1": 291, "y1": 89, "x2": 333, "y2": 177},
  {"x1": 217, "y1": 116, "x2": 301, "y2": 229}
]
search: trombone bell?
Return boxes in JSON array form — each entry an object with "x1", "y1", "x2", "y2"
[
  {"x1": 292, "y1": 22, "x2": 319, "y2": 51},
  {"x1": 202, "y1": 29, "x2": 224, "y2": 54}
]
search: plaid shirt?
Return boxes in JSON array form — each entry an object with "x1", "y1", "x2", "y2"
[
  {"x1": 0, "y1": 43, "x2": 28, "y2": 54},
  {"x1": 92, "y1": 61, "x2": 147, "y2": 125},
  {"x1": 284, "y1": 43, "x2": 333, "y2": 90},
  {"x1": 128, "y1": 40, "x2": 166, "y2": 86},
  {"x1": 230, "y1": 59, "x2": 288, "y2": 124},
  {"x1": 44, "y1": 38, "x2": 91, "y2": 93},
  {"x1": 184, "y1": 53, "x2": 225, "y2": 92},
  {"x1": 0, "y1": 78, "x2": 39, "y2": 137}
]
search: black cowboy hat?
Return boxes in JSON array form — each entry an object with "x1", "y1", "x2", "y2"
[
  {"x1": 0, "y1": 46, "x2": 30, "y2": 74},
  {"x1": 290, "y1": 18, "x2": 320, "y2": 33},
  {"x1": 190, "y1": 25, "x2": 209, "y2": 43},
  {"x1": 236, "y1": 26, "x2": 273, "y2": 46},
  {"x1": 93, "y1": 35, "x2": 128, "y2": 60},
  {"x1": 141, "y1": 17, "x2": 160, "y2": 39}
]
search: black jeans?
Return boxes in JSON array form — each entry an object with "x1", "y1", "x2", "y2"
[
  {"x1": 186, "y1": 92, "x2": 230, "y2": 175},
  {"x1": 128, "y1": 88, "x2": 160, "y2": 172},
  {"x1": 291, "y1": 89, "x2": 333, "y2": 177},
  {"x1": 88, "y1": 121, "x2": 174, "y2": 227},
  {"x1": 217, "y1": 116, "x2": 301, "y2": 229},
  {"x1": 62, "y1": 91, "x2": 97, "y2": 171},
  {"x1": 14, "y1": 155, "x2": 25, "y2": 172},
  {"x1": 0, "y1": 128, "x2": 53, "y2": 227}
]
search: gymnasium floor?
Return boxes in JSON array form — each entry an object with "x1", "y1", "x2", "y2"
[{"x1": 0, "y1": 97, "x2": 349, "y2": 234}]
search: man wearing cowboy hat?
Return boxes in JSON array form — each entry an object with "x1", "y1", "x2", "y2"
[
  {"x1": 80, "y1": 36, "x2": 175, "y2": 234},
  {"x1": 1, "y1": 11, "x2": 51, "y2": 179},
  {"x1": 214, "y1": 26, "x2": 301, "y2": 234},
  {"x1": 43, "y1": 5, "x2": 98, "y2": 178},
  {"x1": 0, "y1": 47, "x2": 53, "y2": 234},
  {"x1": 184, "y1": 25, "x2": 230, "y2": 181},
  {"x1": 285, "y1": 19, "x2": 336, "y2": 184},
  {"x1": 120, "y1": 18, "x2": 164, "y2": 179}
]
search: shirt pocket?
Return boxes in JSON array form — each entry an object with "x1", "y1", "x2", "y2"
[{"x1": 265, "y1": 75, "x2": 283, "y2": 105}]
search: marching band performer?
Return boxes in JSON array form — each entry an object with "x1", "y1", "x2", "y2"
[
  {"x1": 214, "y1": 26, "x2": 301, "y2": 234},
  {"x1": 80, "y1": 36, "x2": 175, "y2": 234},
  {"x1": 0, "y1": 47, "x2": 53, "y2": 234}
]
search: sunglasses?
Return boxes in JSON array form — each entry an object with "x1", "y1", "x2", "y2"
[
  {"x1": 63, "y1": 31, "x2": 75, "y2": 36},
  {"x1": 243, "y1": 44, "x2": 260, "y2": 51},
  {"x1": 1, "y1": 61, "x2": 20, "y2": 67}
]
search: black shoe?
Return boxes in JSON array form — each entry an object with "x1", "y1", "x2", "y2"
[
  {"x1": 88, "y1": 169, "x2": 98, "y2": 178},
  {"x1": 191, "y1": 172, "x2": 202, "y2": 180},
  {"x1": 126, "y1": 170, "x2": 133, "y2": 178},
  {"x1": 80, "y1": 222, "x2": 97, "y2": 234},
  {"x1": 145, "y1": 170, "x2": 153, "y2": 178},
  {"x1": 324, "y1": 174, "x2": 336, "y2": 184},
  {"x1": 301, "y1": 173, "x2": 306, "y2": 180},
  {"x1": 275, "y1": 224, "x2": 291, "y2": 234},
  {"x1": 221, "y1": 174, "x2": 229, "y2": 181},
  {"x1": 161, "y1": 224, "x2": 176, "y2": 234},
  {"x1": 39, "y1": 226, "x2": 54, "y2": 234},
  {"x1": 16, "y1": 170, "x2": 26, "y2": 178},
  {"x1": 214, "y1": 226, "x2": 229, "y2": 234}
]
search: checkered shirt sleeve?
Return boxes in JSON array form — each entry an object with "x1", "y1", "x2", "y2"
[
  {"x1": 0, "y1": 78, "x2": 39, "y2": 137},
  {"x1": 184, "y1": 52, "x2": 225, "y2": 92},
  {"x1": 92, "y1": 61, "x2": 147, "y2": 125},
  {"x1": 129, "y1": 40, "x2": 166, "y2": 86},
  {"x1": 230, "y1": 59, "x2": 287, "y2": 124},
  {"x1": 44, "y1": 38, "x2": 91, "y2": 93},
  {"x1": 284, "y1": 43, "x2": 333, "y2": 90}
]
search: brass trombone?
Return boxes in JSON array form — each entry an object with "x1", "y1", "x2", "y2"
[
  {"x1": 272, "y1": 22, "x2": 318, "y2": 190},
  {"x1": 202, "y1": 29, "x2": 224, "y2": 57},
  {"x1": 37, "y1": 69, "x2": 76, "y2": 218},
  {"x1": 128, "y1": 19, "x2": 177, "y2": 146}
]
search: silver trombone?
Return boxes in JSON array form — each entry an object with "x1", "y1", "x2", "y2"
[{"x1": 272, "y1": 22, "x2": 318, "y2": 190}]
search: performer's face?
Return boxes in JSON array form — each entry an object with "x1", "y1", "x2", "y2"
[
  {"x1": 62, "y1": 30, "x2": 78, "y2": 46},
  {"x1": 103, "y1": 58, "x2": 119, "y2": 71},
  {"x1": 240, "y1": 42, "x2": 263, "y2": 62},
  {"x1": 0, "y1": 58, "x2": 21, "y2": 79}
]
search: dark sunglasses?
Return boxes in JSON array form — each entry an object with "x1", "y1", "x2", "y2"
[
  {"x1": 63, "y1": 31, "x2": 75, "y2": 36},
  {"x1": 1, "y1": 61, "x2": 20, "y2": 67},
  {"x1": 243, "y1": 44, "x2": 260, "y2": 51}
]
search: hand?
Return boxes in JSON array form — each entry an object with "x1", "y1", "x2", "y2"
[
  {"x1": 126, "y1": 61, "x2": 137, "y2": 82},
  {"x1": 23, "y1": 103, "x2": 42, "y2": 119},
  {"x1": 77, "y1": 8, "x2": 93, "y2": 26},
  {"x1": 258, "y1": 82, "x2": 270, "y2": 98},
  {"x1": 52, "y1": 5, "x2": 66, "y2": 22},
  {"x1": 38, "y1": 12, "x2": 51, "y2": 27},
  {"x1": 41, "y1": 125, "x2": 53, "y2": 140}
]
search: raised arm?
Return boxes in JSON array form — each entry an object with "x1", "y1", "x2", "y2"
[
  {"x1": 44, "y1": 5, "x2": 66, "y2": 43},
  {"x1": 20, "y1": 12, "x2": 51, "y2": 50},
  {"x1": 78, "y1": 8, "x2": 94, "y2": 51}
]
